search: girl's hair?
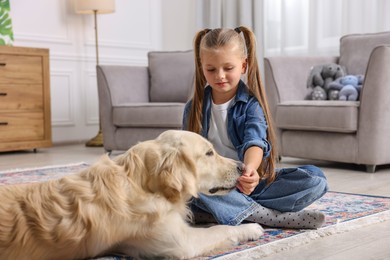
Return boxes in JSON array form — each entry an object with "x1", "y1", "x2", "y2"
[{"x1": 188, "y1": 26, "x2": 277, "y2": 183}]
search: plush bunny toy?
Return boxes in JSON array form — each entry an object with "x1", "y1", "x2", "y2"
[{"x1": 306, "y1": 63, "x2": 346, "y2": 100}]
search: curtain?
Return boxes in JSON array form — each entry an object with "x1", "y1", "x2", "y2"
[
  {"x1": 263, "y1": 0, "x2": 390, "y2": 57},
  {"x1": 197, "y1": 0, "x2": 390, "y2": 58}
]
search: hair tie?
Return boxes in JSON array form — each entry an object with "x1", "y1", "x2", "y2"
[
  {"x1": 204, "y1": 28, "x2": 211, "y2": 34},
  {"x1": 234, "y1": 27, "x2": 241, "y2": 33}
]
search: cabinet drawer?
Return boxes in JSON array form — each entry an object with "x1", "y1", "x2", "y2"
[
  {"x1": 0, "y1": 84, "x2": 43, "y2": 110},
  {"x1": 0, "y1": 54, "x2": 43, "y2": 84},
  {"x1": 0, "y1": 112, "x2": 44, "y2": 142}
]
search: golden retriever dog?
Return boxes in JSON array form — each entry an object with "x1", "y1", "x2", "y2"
[{"x1": 0, "y1": 130, "x2": 263, "y2": 259}]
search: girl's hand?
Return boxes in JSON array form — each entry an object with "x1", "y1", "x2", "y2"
[{"x1": 236, "y1": 165, "x2": 260, "y2": 195}]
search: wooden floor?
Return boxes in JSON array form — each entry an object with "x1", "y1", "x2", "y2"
[{"x1": 1, "y1": 143, "x2": 390, "y2": 259}]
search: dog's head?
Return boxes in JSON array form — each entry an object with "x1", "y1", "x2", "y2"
[{"x1": 116, "y1": 130, "x2": 242, "y2": 203}]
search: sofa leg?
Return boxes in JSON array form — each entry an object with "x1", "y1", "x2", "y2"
[{"x1": 366, "y1": 165, "x2": 376, "y2": 173}]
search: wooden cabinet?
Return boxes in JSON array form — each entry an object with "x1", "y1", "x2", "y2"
[{"x1": 0, "y1": 46, "x2": 52, "y2": 152}]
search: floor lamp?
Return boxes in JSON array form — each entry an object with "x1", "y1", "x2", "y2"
[{"x1": 74, "y1": 0, "x2": 115, "y2": 147}]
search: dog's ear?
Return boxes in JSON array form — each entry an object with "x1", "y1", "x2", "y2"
[
  {"x1": 176, "y1": 149, "x2": 198, "y2": 198},
  {"x1": 114, "y1": 148, "x2": 146, "y2": 178},
  {"x1": 157, "y1": 147, "x2": 198, "y2": 202},
  {"x1": 114, "y1": 145, "x2": 165, "y2": 201}
]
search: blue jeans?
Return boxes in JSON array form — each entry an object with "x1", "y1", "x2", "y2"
[{"x1": 191, "y1": 165, "x2": 328, "y2": 225}]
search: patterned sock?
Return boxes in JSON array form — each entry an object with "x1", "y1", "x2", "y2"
[{"x1": 246, "y1": 205, "x2": 325, "y2": 229}]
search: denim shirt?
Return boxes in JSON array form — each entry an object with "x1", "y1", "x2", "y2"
[{"x1": 182, "y1": 80, "x2": 271, "y2": 161}]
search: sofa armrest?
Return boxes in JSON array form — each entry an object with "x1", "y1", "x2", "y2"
[
  {"x1": 357, "y1": 45, "x2": 390, "y2": 163},
  {"x1": 97, "y1": 65, "x2": 150, "y2": 151}
]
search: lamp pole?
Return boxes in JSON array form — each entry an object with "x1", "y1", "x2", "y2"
[
  {"x1": 93, "y1": 10, "x2": 99, "y2": 66},
  {"x1": 85, "y1": 9, "x2": 103, "y2": 147},
  {"x1": 74, "y1": 0, "x2": 115, "y2": 147}
]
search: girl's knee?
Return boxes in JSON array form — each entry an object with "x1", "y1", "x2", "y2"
[
  {"x1": 299, "y1": 165, "x2": 326, "y2": 179},
  {"x1": 304, "y1": 166, "x2": 329, "y2": 196},
  {"x1": 295, "y1": 165, "x2": 329, "y2": 194}
]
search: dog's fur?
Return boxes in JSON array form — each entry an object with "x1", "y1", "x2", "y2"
[{"x1": 0, "y1": 130, "x2": 263, "y2": 259}]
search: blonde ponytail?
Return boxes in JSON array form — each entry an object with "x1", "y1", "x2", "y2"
[
  {"x1": 188, "y1": 29, "x2": 210, "y2": 134},
  {"x1": 237, "y1": 26, "x2": 277, "y2": 183}
]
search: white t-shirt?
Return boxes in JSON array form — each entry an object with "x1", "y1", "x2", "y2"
[{"x1": 208, "y1": 98, "x2": 239, "y2": 160}]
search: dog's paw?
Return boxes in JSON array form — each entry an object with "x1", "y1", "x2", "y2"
[{"x1": 235, "y1": 223, "x2": 263, "y2": 242}]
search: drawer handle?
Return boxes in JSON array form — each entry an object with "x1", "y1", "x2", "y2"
[
  {"x1": 0, "y1": 122, "x2": 8, "y2": 126},
  {"x1": 0, "y1": 63, "x2": 6, "y2": 67},
  {"x1": 0, "y1": 92, "x2": 7, "y2": 96}
]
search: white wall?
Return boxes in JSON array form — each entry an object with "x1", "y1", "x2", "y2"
[
  {"x1": 10, "y1": 0, "x2": 164, "y2": 143},
  {"x1": 10, "y1": 0, "x2": 197, "y2": 144}
]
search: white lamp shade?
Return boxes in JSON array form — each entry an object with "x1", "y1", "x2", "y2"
[{"x1": 74, "y1": 0, "x2": 115, "y2": 14}]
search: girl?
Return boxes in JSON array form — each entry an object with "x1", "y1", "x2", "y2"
[{"x1": 182, "y1": 26, "x2": 328, "y2": 229}]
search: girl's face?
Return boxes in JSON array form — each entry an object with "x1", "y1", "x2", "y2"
[{"x1": 201, "y1": 43, "x2": 247, "y2": 104}]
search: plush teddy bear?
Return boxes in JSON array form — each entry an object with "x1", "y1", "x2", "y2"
[
  {"x1": 328, "y1": 75, "x2": 365, "y2": 101},
  {"x1": 306, "y1": 63, "x2": 346, "y2": 100}
]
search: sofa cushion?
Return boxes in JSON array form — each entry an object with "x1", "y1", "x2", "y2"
[
  {"x1": 275, "y1": 100, "x2": 360, "y2": 133},
  {"x1": 339, "y1": 31, "x2": 390, "y2": 75},
  {"x1": 148, "y1": 50, "x2": 195, "y2": 103},
  {"x1": 113, "y1": 103, "x2": 185, "y2": 128}
]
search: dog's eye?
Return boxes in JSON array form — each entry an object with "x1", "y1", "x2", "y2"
[{"x1": 206, "y1": 150, "x2": 214, "y2": 156}]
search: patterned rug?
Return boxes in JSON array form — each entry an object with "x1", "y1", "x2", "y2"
[{"x1": 1, "y1": 163, "x2": 390, "y2": 259}]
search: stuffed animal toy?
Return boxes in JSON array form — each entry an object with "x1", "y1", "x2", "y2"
[
  {"x1": 306, "y1": 63, "x2": 346, "y2": 100},
  {"x1": 310, "y1": 86, "x2": 327, "y2": 100},
  {"x1": 307, "y1": 63, "x2": 346, "y2": 89},
  {"x1": 355, "y1": 74, "x2": 365, "y2": 92},
  {"x1": 328, "y1": 75, "x2": 365, "y2": 101},
  {"x1": 327, "y1": 89, "x2": 340, "y2": 100}
]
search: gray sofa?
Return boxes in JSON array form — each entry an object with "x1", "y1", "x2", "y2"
[
  {"x1": 97, "y1": 50, "x2": 194, "y2": 153},
  {"x1": 264, "y1": 31, "x2": 390, "y2": 172}
]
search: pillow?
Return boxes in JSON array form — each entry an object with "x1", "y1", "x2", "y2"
[{"x1": 148, "y1": 50, "x2": 194, "y2": 103}]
